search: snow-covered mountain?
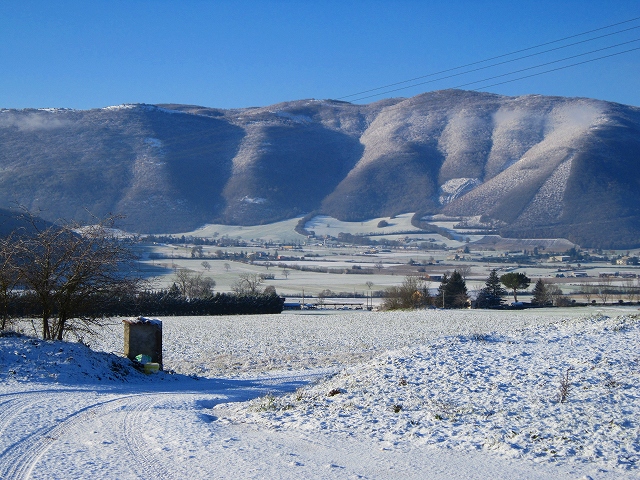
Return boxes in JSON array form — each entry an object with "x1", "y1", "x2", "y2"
[{"x1": 1, "y1": 90, "x2": 639, "y2": 247}]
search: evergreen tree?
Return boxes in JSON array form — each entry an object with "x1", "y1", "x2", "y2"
[
  {"x1": 476, "y1": 269, "x2": 507, "y2": 308},
  {"x1": 437, "y1": 271, "x2": 468, "y2": 308},
  {"x1": 531, "y1": 279, "x2": 552, "y2": 306},
  {"x1": 445, "y1": 271, "x2": 469, "y2": 308},
  {"x1": 167, "y1": 283, "x2": 181, "y2": 297}
]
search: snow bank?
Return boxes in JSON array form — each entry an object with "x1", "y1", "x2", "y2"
[
  {"x1": 220, "y1": 314, "x2": 640, "y2": 472},
  {"x1": 0, "y1": 332, "x2": 173, "y2": 385}
]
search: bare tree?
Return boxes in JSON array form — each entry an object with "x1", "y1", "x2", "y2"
[
  {"x1": 282, "y1": 268, "x2": 290, "y2": 280},
  {"x1": 224, "y1": 262, "x2": 231, "y2": 272},
  {"x1": 317, "y1": 289, "x2": 333, "y2": 307},
  {"x1": 201, "y1": 260, "x2": 211, "y2": 271},
  {"x1": 9, "y1": 212, "x2": 142, "y2": 340},
  {"x1": 172, "y1": 268, "x2": 215, "y2": 298},
  {"x1": 0, "y1": 233, "x2": 20, "y2": 330},
  {"x1": 546, "y1": 284, "x2": 566, "y2": 306},
  {"x1": 580, "y1": 282, "x2": 596, "y2": 303},
  {"x1": 231, "y1": 273, "x2": 264, "y2": 294},
  {"x1": 623, "y1": 278, "x2": 637, "y2": 302},
  {"x1": 597, "y1": 276, "x2": 612, "y2": 304},
  {"x1": 456, "y1": 265, "x2": 472, "y2": 281}
]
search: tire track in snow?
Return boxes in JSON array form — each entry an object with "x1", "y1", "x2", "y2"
[
  {"x1": 0, "y1": 397, "x2": 23, "y2": 434},
  {"x1": 0, "y1": 395, "x2": 49, "y2": 452},
  {"x1": 120, "y1": 395, "x2": 176, "y2": 480},
  {"x1": 0, "y1": 394, "x2": 142, "y2": 480},
  {"x1": 118, "y1": 392, "x2": 229, "y2": 480}
]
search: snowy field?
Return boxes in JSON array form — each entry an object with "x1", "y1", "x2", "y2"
[{"x1": 1, "y1": 307, "x2": 639, "y2": 479}]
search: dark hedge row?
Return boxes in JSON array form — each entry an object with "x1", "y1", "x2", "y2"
[{"x1": 4, "y1": 291, "x2": 285, "y2": 319}]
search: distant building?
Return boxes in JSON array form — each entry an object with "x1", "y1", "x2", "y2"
[{"x1": 616, "y1": 256, "x2": 639, "y2": 265}]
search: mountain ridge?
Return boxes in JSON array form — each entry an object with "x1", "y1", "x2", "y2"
[{"x1": 1, "y1": 90, "x2": 639, "y2": 248}]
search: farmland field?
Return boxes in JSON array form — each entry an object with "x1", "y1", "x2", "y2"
[
  {"x1": 87, "y1": 308, "x2": 601, "y2": 378},
  {"x1": 137, "y1": 214, "x2": 640, "y2": 304}
]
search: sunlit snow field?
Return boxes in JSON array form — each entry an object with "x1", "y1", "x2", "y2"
[
  {"x1": 88, "y1": 308, "x2": 590, "y2": 378},
  {"x1": 92, "y1": 307, "x2": 640, "y2": 472},
  {"x1": 2, "y1": 306, "x2": 639, "y2": 479}
]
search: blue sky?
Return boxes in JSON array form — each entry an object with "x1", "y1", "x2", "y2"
[{"x1": 1, "y1": 1, "x2": 639, "y2": 109}]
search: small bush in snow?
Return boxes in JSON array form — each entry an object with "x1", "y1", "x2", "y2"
[{"x1": 557, "y1": 367, "x2": 573, "y2": 403}]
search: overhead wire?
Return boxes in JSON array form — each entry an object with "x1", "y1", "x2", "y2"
[
  {"x1": 469, "y1": 46, "x2": 640, "y2": 93},
  {"x1": 338, "y1": 16, "x2": 640, "y2": 102},
  {"x1": 349, "y1": 28, "x2": 640, "y2": 101},
  {"x1": 350, "y1": 37, "x2": 640, "y2": 102}
]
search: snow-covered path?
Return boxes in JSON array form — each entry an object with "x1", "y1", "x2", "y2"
[
  {"x1": 0, "y1": 375, "x2": 315, "y2": 479},
  {"x1": 0, "y1": 383, "x2": 610, "y2": 480}
]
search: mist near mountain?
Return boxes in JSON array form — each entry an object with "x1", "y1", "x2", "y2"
[{"x1": 1, "y1": 90, "x2": 639, "y2": 247}]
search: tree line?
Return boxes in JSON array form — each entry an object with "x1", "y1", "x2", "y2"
[
  {"x1": 382, "y1": 271, "x2": 472, "y2": 310},
  {"x1": 382, "y1": 270, "x2": 537, "y2": 310}
]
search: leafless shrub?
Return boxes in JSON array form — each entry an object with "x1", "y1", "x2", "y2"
[
  {"x1": 557, "y1": 367, "x2": 573, "y2": 403},
  {"x1": 470, "y1": 333, "x2": 489, "y2": 341}
]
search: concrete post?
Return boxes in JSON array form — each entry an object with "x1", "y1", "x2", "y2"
[{"x1": 123, "y1": 317, "x2": 162, "y2": 367}]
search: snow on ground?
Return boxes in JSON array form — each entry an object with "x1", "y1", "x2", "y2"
[
  {"x1": 305, "y1": 213, "x2": 425, "y2": 239},
  {"x1": 169, "y1": 216, "x2": 304, "y2": 242},
  {"x1": 87, "y1": 309, "x2": 583, "y2": 379},
  {"x1": 1, "y1": 309, "x2": 638, "y2": 479},
  {"x1": 222, "y1": 313, "x2": 640, "y2": 473}
]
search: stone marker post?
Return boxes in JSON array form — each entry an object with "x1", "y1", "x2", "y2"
[{"x1": 123, "y1": 317, "x2": 163, "y2": 368}]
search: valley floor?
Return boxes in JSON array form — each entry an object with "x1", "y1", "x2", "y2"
[{"x1": 1, "y1": 307, "x2": 638, "y2": 479}]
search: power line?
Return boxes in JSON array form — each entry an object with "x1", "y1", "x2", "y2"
[
  {"x1": 350, "y1": 27, "x2": 640, "y2": 101},
  {"x1": 469, "y1": 46, "x2": 640, "y2": 93},
  {"x1": 350, "y1": 37, "x2": 640, "y2": 102},
  {"x1": 338, "y1": 16, "x2": 640, "y2": 100}
]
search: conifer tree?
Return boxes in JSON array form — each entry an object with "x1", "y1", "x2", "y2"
[
  {"x1": 500, "y1": 272, "x2": 531, "y2": 302},
  {"x1": 476, "y1": 269, "x2": 507, "y2": 308},
  {"x1": 531, "y1": 279, "x2": 550, "y2": 306},
  {"x1": 445, "y1": 270, "x2": 469, "y2": 308},
  {"x1": 437, "y1": 271, "x2": 468, "y2": 308}
]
